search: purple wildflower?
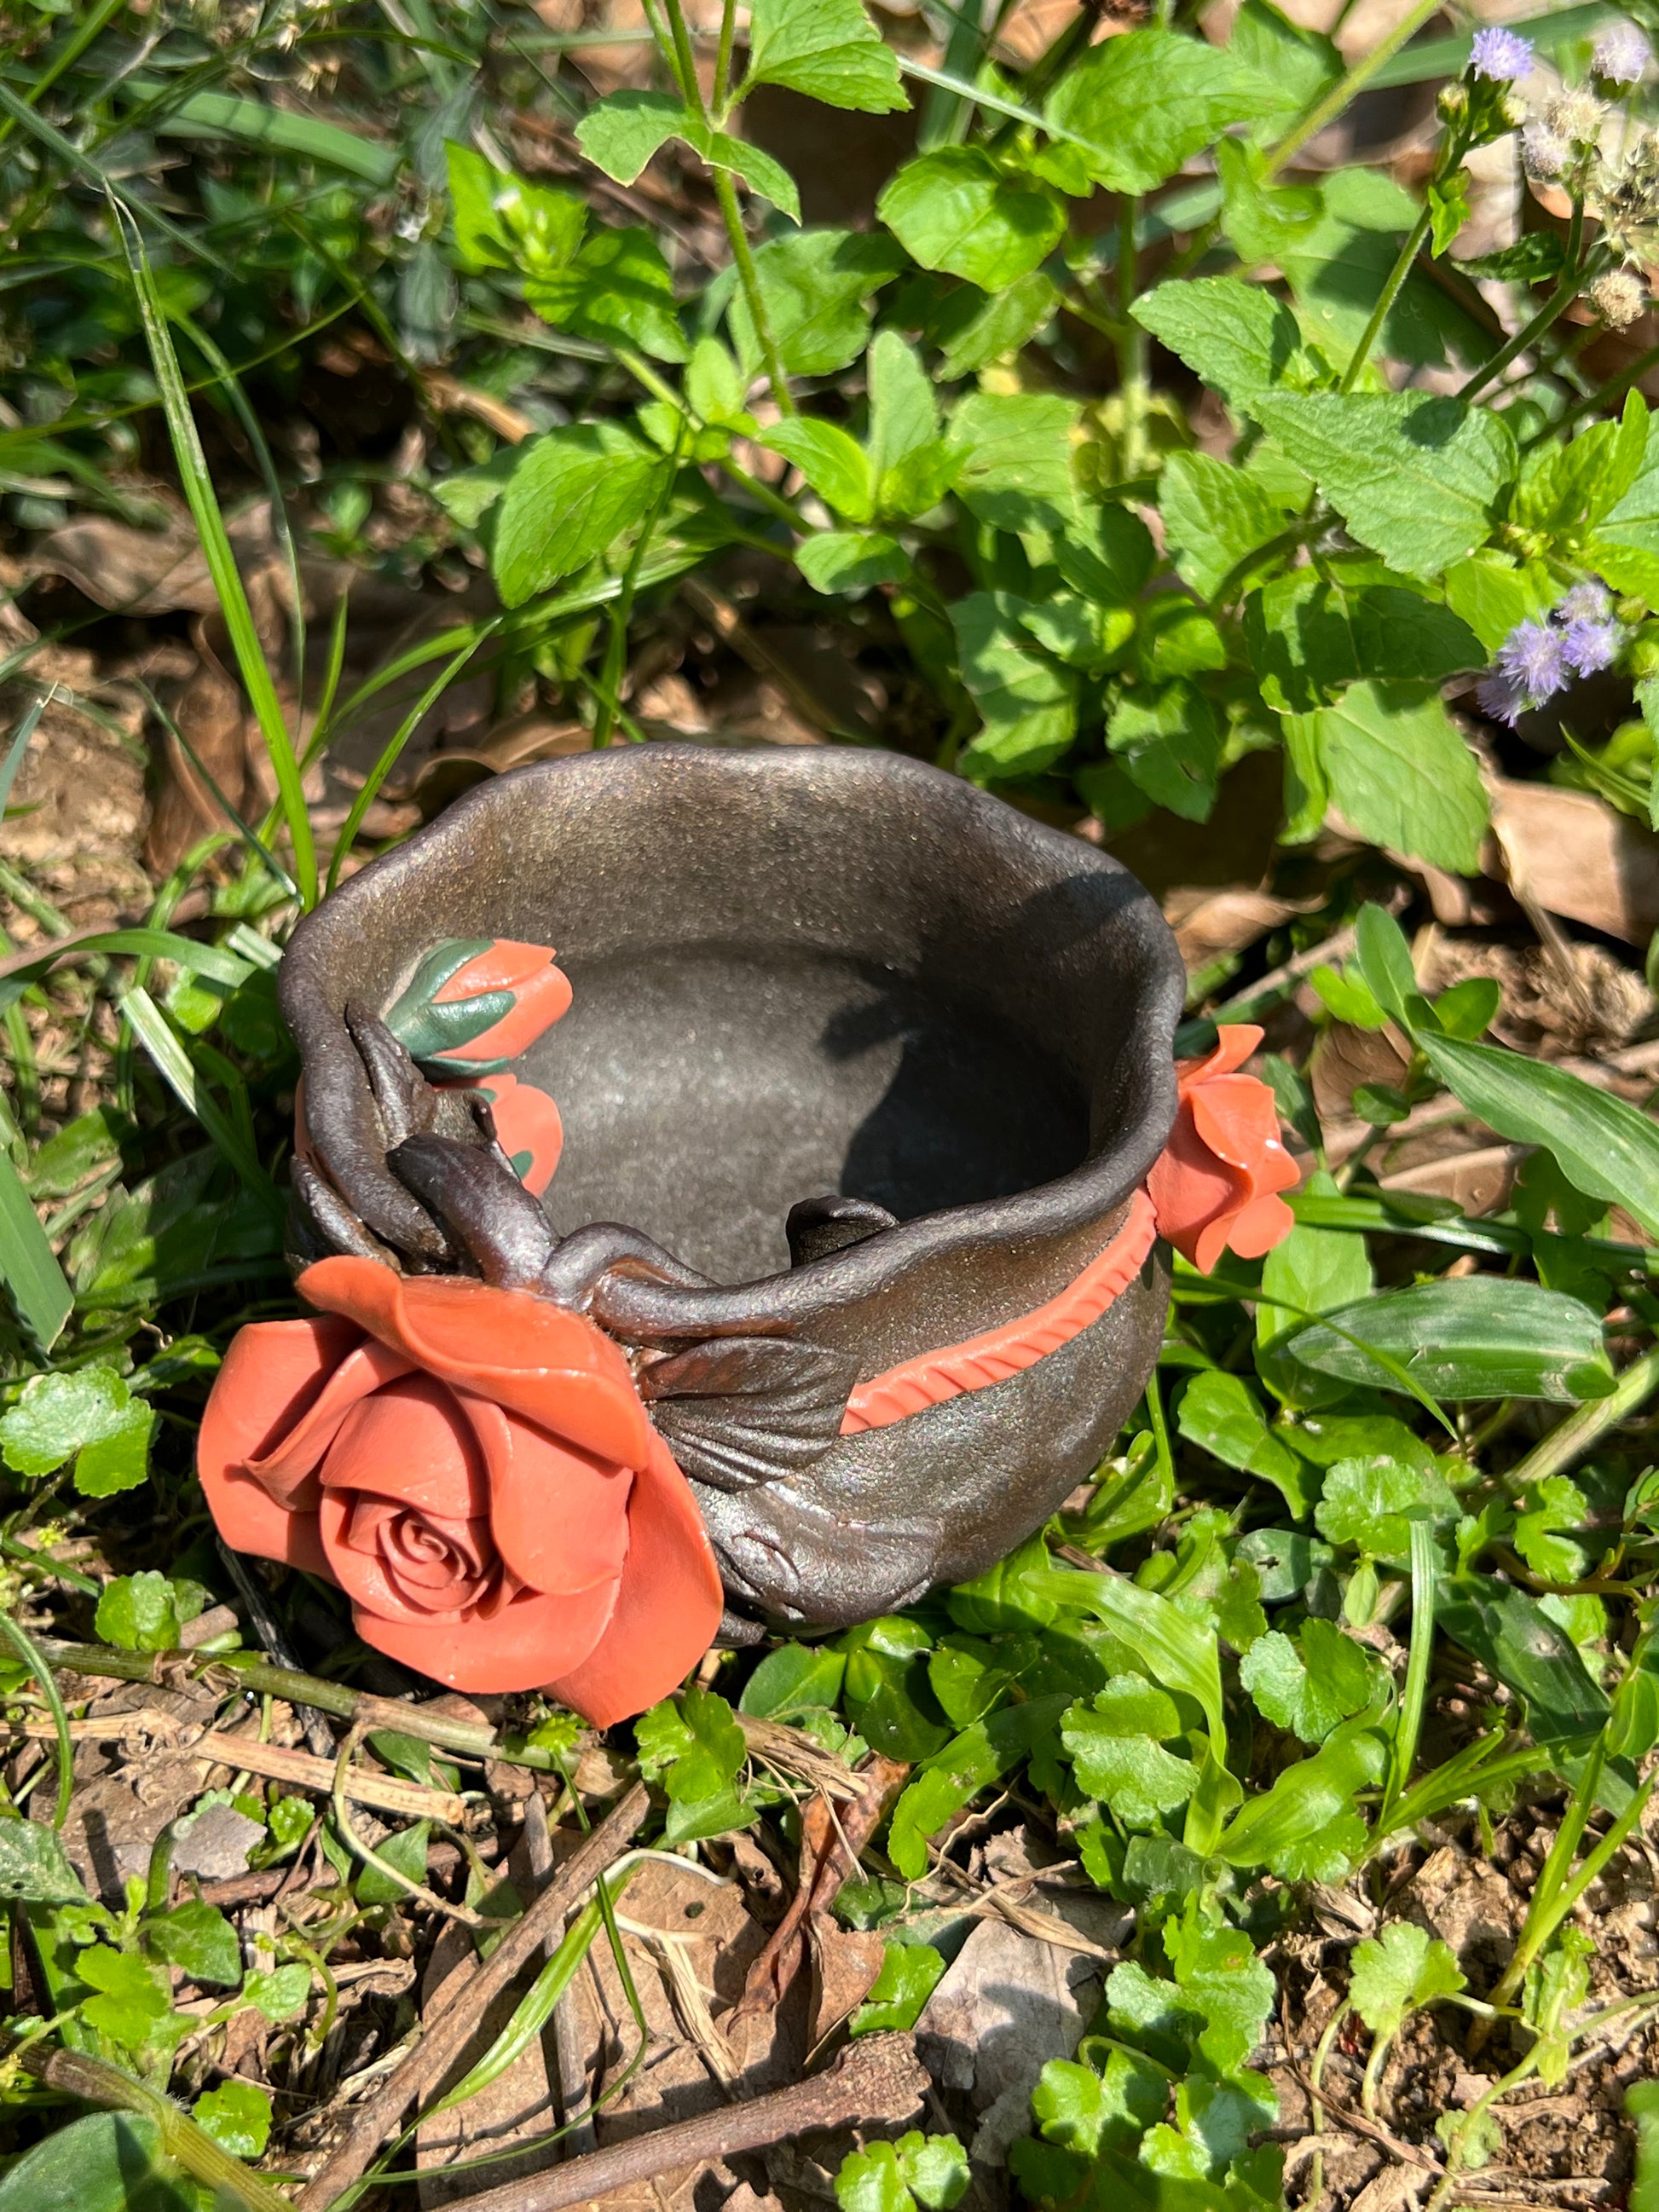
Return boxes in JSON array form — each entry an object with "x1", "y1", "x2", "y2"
[
  {"x1": 1593, "y1": 20, "x2": 1651, "y2": 81},
  {"x1": 1496, "y1": 618, "x2": 1569, "y2": 702},
  {"x1": 1558, "y1": 580, "x2": 1613, "y2": 623},
  {"x1": 1471, "y1": 25, "x2": 1534, "y2": 80},
  {"x1": 1561, "y1": 617, "x2": 1624, "y2": 675},
  {"x1": 1477, "y1": 673, "x2": 1524, "y2": 726}
]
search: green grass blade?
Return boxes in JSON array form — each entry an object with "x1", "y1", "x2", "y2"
[
  {"x1": 0, "y1": 1150, "x2": 72, "y2": 1354},
  {"x1": 0, "y1": 1603, "x2": 74, "y2": 1828},
  {"x1": 0, "y1": 689, "x2": 47, "y2": 817},
  {"x1": 112, "y1": 202, "x2": 319, "y2": 907},
  {"x1": 325, "y1": 638, "x2": 483, "y2": 892},
  {"x1": 0, "y1": 929, "x2": 252, "y2": 990},
  {"x1": 153, "y1": 91, "x2": 400, "y2": 183},
  {"x1": 120, "y1": 985, "x2": 279, "y2": 1212},
  {"x1": 1370, "y1": 1, "x2": 1613, "y2": 86}
]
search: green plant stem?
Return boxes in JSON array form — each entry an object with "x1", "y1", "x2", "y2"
[
  {"x1": 1339, "y1": 201, "x2": 1432, "y2": 393},
  {"x1": 610, "y1": 345, "x2": 802, "y2": 528},
  {"x1": 1457, "y1": 201, "x2": 1591, "y2": 399},
  {"x1": 1116, "y1": 195, "x2": 1147, "y2": 476},
  {"x1": 1266, "y1": 0, "x2": 1444, "y2": 176},
  {"x1": 20, "y1": 2046, "x2": 293, "y2": 2212},
  {"x1": 1488, "y1": 1729, "x2": 1607, "y2": 2017},
  {"x1": 714, "y1": 0, "x2": 738, "y2": 113},
  {"x1": 1381, "y1": 1519, "x2": 1437, "y2": 1826},
  {"x1": 1500, "y1": 1342, "x2": 1659, "y2": 1493}
]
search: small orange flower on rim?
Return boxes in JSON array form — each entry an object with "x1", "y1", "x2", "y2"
[{"x1": 1147, "y1": 1023, "x2": 1297, "y2": 1274}]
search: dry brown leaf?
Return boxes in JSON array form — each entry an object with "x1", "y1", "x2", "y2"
[{"x1": 1486, "y1": 775, "x2": 1659, "y2": 948}]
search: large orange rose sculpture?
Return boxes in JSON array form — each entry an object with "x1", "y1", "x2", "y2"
[
  {"x1": 1147, "y1": 1024, "x2": 1298, "y2": 1273},
  {"x1": 198, "y1": 1256, "x2": 723, "y2": 1727}
]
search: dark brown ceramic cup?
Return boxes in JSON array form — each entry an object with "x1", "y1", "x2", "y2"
[{"x1": 279, "y1": 745, "x2": 1186, "y2": 1632}]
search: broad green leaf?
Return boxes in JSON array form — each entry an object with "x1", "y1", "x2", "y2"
[
  {"x1": 1217, "y1": 137, "x2": 1325, "y2": 269},
  {"x1": 730, "y1": 228, "x2": 905, "y2": 378},
  {"x1": 1252, "y1": 391, "x2": 1516, "y2": 579},
  {"x1": 356, "y1": 1818, "x2": 432, "y2": 1904},
  {"x1": 1107, "y1": 679, "x2": 1221, "y2": 821},
  {"x1": 865, "y1": 329, "x2": 938, "y2": 484},
  {"x1": 1031, "y1": 1568, "x2": 1226, "y2": 1747},
  {"x1": 851, "y1": 1940, "x2": 946, "y2": 2034},
  {"x1": 1349, "y1": 1922, "x2": 1464, "y2": 2037},
  {"x1": 1214, "y1": 1723, "x2": 1385, "y2": 1880},
  {"x1": 1629, "y1": 2081, "x2": 1659, "y2": 2212},
  {"x1": 575, "y1": 90, "x2": 686, "y2": 184},
  {"x1": 78, "y1": 1944, "x2": 171, "y2": 2047},
  {"x1": 1044, "y1": 28, "x2": 1277, "y2": 195},
  {"x1": 952, "y1": 592, "x2": 1077, "y2": 778},
  {"x1": 1132, "y1": 277, "x2": 1304, "y2": 413},
  {"x1": 739, "y1": 1643, "x2": 847, "y2": 1718},
  {"x1": 796, "y1": 530, "x2": 908, "y2": 593},
  {"x1": 1163, "y1": 1910, "x2": 1279, "y2": 2074},
  {"x1": 878, "y1": 147, "x2": 1062, "y2": 290},
  {"x1": 896, "y1": 2130, "x2": 971, "y2": 2209},
  {"x1": 1438, "y1": 1577, "x2": 1609, "y2": 1761},
  {"x1": 527, "y1": 225, "x2": 687, "y2": 362},
  {"x1": 763, "y1": 419, "x2": 874, "y2": 521},
  {"x1": 742, "y1": 0, "x2": 907, "y2": 112},
  {"x1": 1159, "y1": 448, "x2": 1288, "y2": 600},
  {"x1": 1314, "y1": 1453, "x2": 1460, "y2": 1565},
  {"x1": 935, "y1": 272, "x2": 1058, "y2": 378},
  {"x1": 1176, "y1": 1370, "x2": 1310, "y2": 1516},
  {"x1": 1244, "y1": 567, "x2": 1483, "y2": 713},
  {"x1": 193, "y1": 2078, "x2": 272, "y2": 2160},
  {"x1": 0, "y1": 1813, "x2": 88, "y2": 1903},
  {"x1": 947, "y1": 390, "x2": 1077, "y2": 528},
  {"x1": 1228, "y1": 0, "x2": 1338, "y2": 124},
  {"x1": 74, "y1": 1401, "x2": 153, "y2": 1497},
  {"x1": 1029, "y1": 2051, "x2": 1166, "y2": 2157},
  {"x1": 1442, "y1": 551, "x2": 1555, "y2": 652},
  {"x1": 146, "y1": 1899, "x2": 242, "y2": 1988},
  {"x1": 684, "y1": 120, "x2": 801, "y2": 221},
  {"x1": 1313, "y1": 679, "x2": 1488, "y2": 873},
  {"x1": 243, "y1": 1960, "x2": 311, "y2": 2020},
  {"x1": 492, "y1": 423, "x2": 668, "y2": 607},
  {"x1": 1287, "y1": 1279, "x2": 1616, "y2": 1403},
  {"x1": 659, "y1": 1685, "x2": 758, "y2": 1843},
  {"x1": 1238, "y1": 1620, "x2": 1378, "y2": 1743},
  {"x1": 1, "y1": 1366, "x2": 136, "y2": 1477},
  {"x1": 887, "y1": 1695, "x2": 1069, "y2": 1876},
  {"x1": 1061, "y1": 1679, "x2": 1199, "y2": 1828},
  {"x1": 96, "y1": 1570, "x2": 188, "y2": 1652},
  {"x1": 685, "y1": 337, "x2": 750, "y2": 426},
  {"x1": 445, "y1": 143, "x2": 586, "y2": 275},
  {"x1": 1412, "y1": 1028, "x2": 1659, "y2": 1242},
  {"x1": 0, "y1": 2112, "x2": 200, "y2": 2212}
]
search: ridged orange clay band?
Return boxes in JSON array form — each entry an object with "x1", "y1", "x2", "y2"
[{"x1": 840, "y1": 1187, "x2": 1159, "y2": 1435}]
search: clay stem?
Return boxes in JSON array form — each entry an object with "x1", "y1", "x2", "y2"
[
  {"x1": 407, "y1": 2032, "x2": 928, "y2": 2212},
  {"x1": 292, "y1": 1782, "x2": 650, "y2": 2212}
]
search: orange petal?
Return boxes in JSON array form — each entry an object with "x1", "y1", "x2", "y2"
[
  {"x1": 477, "y1": 1074, "x2": 563, "y2": 1198},
  {"x1": 1189, "y1": 1072, "x2": 1287, "y2": 1175},
  {"x1": 434, "y1": 947, "x2": 572, "y2": 1066},
  {"x1": 1225, "y1": 1188, "x2": 1297, "y2": 1261},
  {"x1": 247, "y1": 1339, "x2": 416, "y2": 1505},
  {"x1": 297, "y1": 1258, "x2": 650, "y2": 1467},
  {"x1": 545, "y1": 1429, "x2": 722, "y2": 1729},
  {"x1": 319, "y1": 1373, "x2": 488, "y2": 1522},
  {"x1": 350, "y1": 1573, "x2": 622, "y2": 1694},
  {"x1": 460, "y1": 1393, "x2": 630, "y2": 1597},
  {"x1": 199, "y1": 1317, "x2": 376, "y2": 1568},
  {"x1": 1176, "y1": 1022, "x2": 1263, "y2": 1090},
  {"x1": 318, "y1": 1491, "x2": 490, "y2": 1618},
  {"x1": 1147, "y1": 1104, "x2": 1242, "y2": 1272}
]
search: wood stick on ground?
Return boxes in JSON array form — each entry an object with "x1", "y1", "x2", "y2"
[
  {"x1": 522, "y1": 1789, "x2": 598, "y2": 2160},
  {"x1": 292, "y1": 1780, "x2": 649, "y2": 2212},
  {"x1": 420, "y1": 2030, "x2": 928, "y2": 2212}
]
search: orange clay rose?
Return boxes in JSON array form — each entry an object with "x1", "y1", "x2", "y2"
[
  {"x1": 198, "y1": 1256, "x2": 721, "y2": 1726},
  {"x1": 1147, "y1": 1023, "x2": 1297, "y2": 1274}
]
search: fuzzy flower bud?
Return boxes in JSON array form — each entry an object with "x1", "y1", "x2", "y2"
[
  {"x1": 1437, "y1": 80, "x2": 1470, "y2": 122},
  {"x1": 1549, "y1": 88, "x2": 1607, "y2": 144},
  {"x1": 1500, "y1": 90, "x2": 1529, "y2": 130},
  {"x1": 1558, "y1": 580, "x2": 1614, "y2": 623},
  {"x1": 1477, "y1": 673, "x2": 1524, "y2": 727},
  {"x1": 1496, "y1": 618, "x2": 1569, "y2": 706},
  {"x1": 1593, "y1": 20, "x2": 1651, "y2": 83},
  {"x1": 1589, "y1": 268, "x2": 1649, "y2": 327},
  {"x1": 1562, "y1": 617, "x2": 1624, "y2": 675},
  {"x1": 1522, "y1": 120, "x2": 1569, "y2": 178},
  {"x1": 1471, "y1": 25, "x2": 1535, "y2": 81}
]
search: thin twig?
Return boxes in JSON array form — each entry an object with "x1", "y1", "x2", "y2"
[
  {"x1": 415, "y1": 2032, "x2": 929, "y2": 2212},
  {"x1": 292, "y1": 1782, "x2": 650, "y2": 2212}
]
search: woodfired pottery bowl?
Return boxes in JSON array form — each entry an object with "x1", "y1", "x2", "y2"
[{"x1": 276, "y1": 745, "x2": 1188, "y2": 1634}]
